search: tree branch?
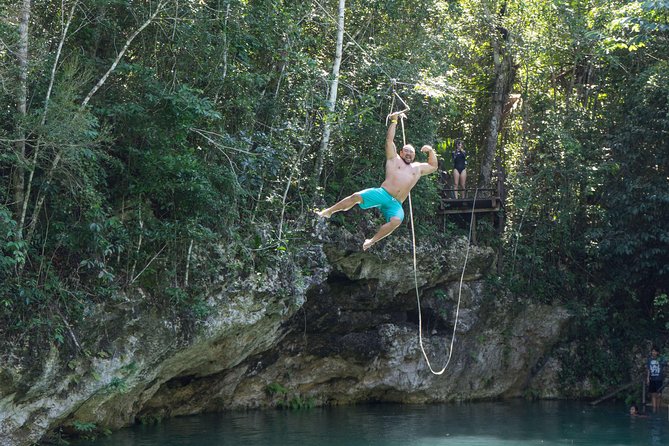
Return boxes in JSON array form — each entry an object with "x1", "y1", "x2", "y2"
[
  {"x1": 25, "y1": 2, "x2": 168, "y2": 245},
  {"x1": 19, "y1": 0, "x2": 79, "y2": 240},
  {"x1": 80, "y1": 1, "x2": 167, "y2": 109}
]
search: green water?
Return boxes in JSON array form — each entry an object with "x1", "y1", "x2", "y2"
[{"x1": 74, "y1": 401, "x2": 669, "y2": 445}]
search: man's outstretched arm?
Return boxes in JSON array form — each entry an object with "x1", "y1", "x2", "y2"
[{"x1": 385, "y1": 113, "x2": 405, "y2": 160}]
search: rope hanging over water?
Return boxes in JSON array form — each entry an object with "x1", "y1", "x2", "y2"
[
  {"x1": 393, "y1": 88, "x2": 478, "y2": 375},
  {"x1": 407, "y1": 188, "x2": 478, "y2": 375},
  {"x1": 311, "y1": 0, "x2": 484, "y2": 372}
]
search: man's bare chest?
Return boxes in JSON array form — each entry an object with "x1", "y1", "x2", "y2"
[{"x1": 391, "y1": 162, "x2": 418, "y2": 181}]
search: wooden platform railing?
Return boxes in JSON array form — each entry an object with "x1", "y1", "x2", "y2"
[{"x1": 440, "y1": 187, "x2": 497, "y2": 200}]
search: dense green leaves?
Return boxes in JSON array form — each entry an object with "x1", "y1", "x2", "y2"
[{"x1": 0, "y1": 0, "x2": 667, "y2": 396}]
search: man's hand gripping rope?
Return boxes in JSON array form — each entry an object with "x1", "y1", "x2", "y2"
[{"x1": 386, "y1": 110, "x2": 407, "y2": 126}]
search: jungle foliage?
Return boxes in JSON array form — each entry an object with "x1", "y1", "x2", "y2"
[{"x1": 1, "y1": 0, "x2": 667, "y2": 390}]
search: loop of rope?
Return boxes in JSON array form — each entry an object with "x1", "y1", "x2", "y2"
[
  {"x1": 386, "y1": 89, "x2": 410, "y2": 126},
  {"x1": 408, "y1": 186, "x2": 478, "y2": 375},
  {"x1": 394, "y1": 91, "x2": 478, "y2": 375},
  {"x1": 387, "y1": 92, "x2": 395, "y2": 126}
]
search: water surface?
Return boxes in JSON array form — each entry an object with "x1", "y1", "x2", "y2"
[{"x1": 74, "y1": 400, "x2": 669, "y2": 445}]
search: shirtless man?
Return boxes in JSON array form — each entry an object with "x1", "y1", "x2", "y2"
[{"x1": 317, "y1": 112, "x2": 438, "y2": 250}]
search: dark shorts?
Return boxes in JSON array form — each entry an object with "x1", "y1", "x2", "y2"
[
  {"x1": 358, "y1": 187, "x2": 404, "y2": 222},
  {"x1": 649, "y1": 380, "x2": 663, "y2": 394}
]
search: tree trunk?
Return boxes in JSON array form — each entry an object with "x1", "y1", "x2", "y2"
[
  {"x1": 80, "y1": 1, "x2": 166, "y2": 108},
  {"x1": 20, "y1": 0, "x2": 78, "y2": 240},
  {"x1": 480, "y1": 35, "x2": 512, "y2": 188},
  {"x1": 12, "y1": 0, "x2": 30, "y2": 223},
  {"x1": 314, "y1": 0, "x2": 345, "y2": 184},
  {"x1": 221, "y1": 2, "x2": 231, "y2": 84},
  {"x1": 25, "y1": 1, "x2": 166, "y2": 244},
  {"x1": 495, "y1": 156, "x2": 506, "y2": 273},
  {"x1": 479, "y1": 2, "x2": 515, "y2": 189}
]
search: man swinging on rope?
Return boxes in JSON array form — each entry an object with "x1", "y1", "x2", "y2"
[{"x1": 317, "y1": 112, "x2": 438, "y2": 250}]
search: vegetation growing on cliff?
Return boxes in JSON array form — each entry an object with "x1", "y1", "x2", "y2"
[{"x1": 0, "y1": 0, "x2": 667, "y2": 391}]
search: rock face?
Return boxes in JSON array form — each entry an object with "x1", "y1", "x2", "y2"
[{"x1": 0, "y1": 227, "x2": 572, "y2": 445}]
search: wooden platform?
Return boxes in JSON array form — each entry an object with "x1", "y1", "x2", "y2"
[
  {"x1": 440, "y1": 197, "x2": 501, "y2": 214},
  {"x1": 438, "y1": 188, "x2": 501, "y2": 215},
  {"x1": 437, "y1": 188, "x2": 504, "y2": 245}
]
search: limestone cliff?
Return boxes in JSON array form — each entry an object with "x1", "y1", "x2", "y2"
[{"x1": 0, "y1": 224, "x2": 572, "y2": 445}]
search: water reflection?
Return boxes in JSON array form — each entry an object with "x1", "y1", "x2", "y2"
[{"x1": 74, "y1": 401, "x2": 669, "y2": 446}]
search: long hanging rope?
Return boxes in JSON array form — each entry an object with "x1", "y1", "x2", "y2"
[
  {"x1": 407, "y1": 189, "x2": 478, "y2": 375},
  {"x1": 387, "y1": 83, "x2": 410, "y2": 125},
  {"x1": 313, "y1": 0, "x2": 486, "y2": 371},
  {"x1": 396, "y1": 101, "x2": 478, "y2": 375}
]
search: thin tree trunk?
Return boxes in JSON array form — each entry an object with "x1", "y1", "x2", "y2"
[
  {"x1": 81, "y1": 1, "x2": 166, "y2": 108},
  {"x1": 221, "y1": 2, "x2": 230, "y2": 83},
  {"x1": 521, "y1": 70, "x2": 530, "y2": 160},
  {"x1": 495, "y1": 156, "x2": 506, "y2": 274},
  {"x1": 19, "y1": 0, "x2": 78, "y2": 240},
  {"x1": 250, "y1": 179, "x2": 263, "y2": 224},
  {"x1": 43, "y1": 1, "x2": 78, "y2": 122},
  {"x1": 278, "y1": 94, "x2": 314, "y2": 241},
  {"x1": 314, "y1": 0, "x2": 345, "y2": 184},
  {"x1": 184, "y1": 239, "x2": 193, "y2": 287},
  {"x1": 25, "y1": 1, "x2": 166, "y2": 244},
  {"x1": 213, "y1": 1, "x2": 231, "y2": 105},
  {"x1": 170, "y1": 0, "x2": 179, "y2": 91},
  {"x1": 129, "y1": 201, "x2": 143, "y2": 285},
  {"x1": 12, "y1": 0, "x2": 30, "y2": 222},
  {"x1": 278, "y1": 146, "x2": 307, "y2": 242}
]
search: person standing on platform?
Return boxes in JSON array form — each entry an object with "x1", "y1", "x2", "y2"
[
  {"x1": 646, "y1": 345, "x2": 667, "y2": 411},
  {"x1": 452, "y1": 139, "x2": 467, "y2": 199}
]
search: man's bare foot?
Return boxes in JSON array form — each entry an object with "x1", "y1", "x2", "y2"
[
  {"x1": 315, "y1": 209, "x2": 331, "y2": 218},
  {"x1": 362, "y1": 239, "x2": 375, "y2": 251}
]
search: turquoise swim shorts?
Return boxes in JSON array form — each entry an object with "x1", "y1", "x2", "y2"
[{"x1": 358, "y1": 187, "x2": 404, "y2": 222}]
